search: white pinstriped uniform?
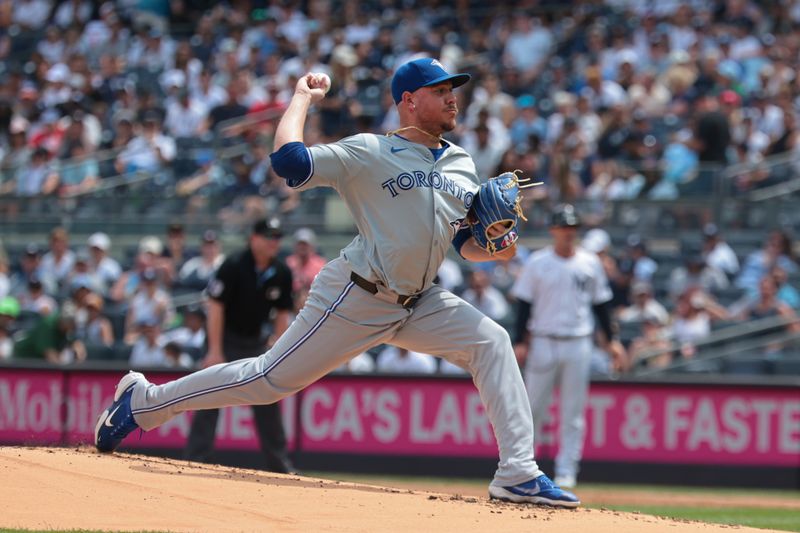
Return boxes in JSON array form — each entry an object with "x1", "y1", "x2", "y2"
[
  {"x1": 129, "y1": 133, "x2": 544, "y2": 487},
  {"x1": 511, "y1": 246, "x2": 612, "y2": 482}
]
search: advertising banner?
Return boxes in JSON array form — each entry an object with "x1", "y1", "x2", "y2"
[{"x1": 1, "y1": 369, "x2": 797, "y2": 467}]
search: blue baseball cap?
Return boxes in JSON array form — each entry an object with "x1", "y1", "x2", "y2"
[{"x1": 391, "y1": 58, "x2": 471, "y2": 104}]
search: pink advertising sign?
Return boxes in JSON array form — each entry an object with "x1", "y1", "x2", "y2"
[
  {"x1": 299, "y1": 379, "x2": 496, "y2": 456},
  {"x1": 297, "y1": 379, "x2": 799, "y2": 467},
  {"x1": 1, "y1": 369, "x2": 797, "y2": 467},
  {"x1": 0, "y1": 369, "x2": 64, "y2": 445},
  {"x1": 537, "y1": 383, "x2": 800, "y2": 466},
  {"x1": 0, "y1": 369, "x2": 295, "y2": 450}
]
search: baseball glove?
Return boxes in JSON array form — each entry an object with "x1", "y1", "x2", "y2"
[{"x1": 468, "y1": 171, "x2": 538, "y2": 255}]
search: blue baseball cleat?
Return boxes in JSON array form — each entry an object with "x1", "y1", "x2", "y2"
[
  {"x1": 94, "y1": 371, "x2": 147, "y2": 453},
  {"x1": 488, "y1": 474, "x2": 580, "y2": 508}
]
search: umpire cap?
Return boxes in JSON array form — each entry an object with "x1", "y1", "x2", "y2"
[
  {"x1": 252, "y1": 217, "x2": 283, "y2": 239},
  {"x1": 550, "y1": 204, "x2": 582, "y2": 227}
]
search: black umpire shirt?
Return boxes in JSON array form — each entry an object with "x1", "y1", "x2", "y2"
[{"x1": 206, "y1": 249, "x2": 294, "y2": 340}]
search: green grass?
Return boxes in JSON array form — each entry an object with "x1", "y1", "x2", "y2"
[
  {"x1": 308, "y1": 472, "x2": 800, "y2": 532},
  {"x1": 586, "y1": 505, "x2": 800, "y2": 532}
]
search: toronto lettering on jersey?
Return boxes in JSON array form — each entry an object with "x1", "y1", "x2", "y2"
[{"x1": 381, "y1": 171, "x2": 475, "y2": 208}]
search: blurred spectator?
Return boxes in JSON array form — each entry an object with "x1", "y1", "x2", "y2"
[
  {"x1": 0, "y1": 296, "x2": 20, "y2": 360},
  {"x1": 461, "y1": 122, "x2": 509, "y2": 179},
  {"x1": 771, "y1": 265, "x2": 800, "y2": 310},
  {"x1": 583, "y1": 65, "x2": 628, "y2": 110},
  {"x1": 687, "y1": 94, "x2": 731, "y2": 195},
  {"x1": 10, "y1": 147, "x2": 59, "y2": 197},
  {"x1": 123, "y1": 267, "x2": 173, "y2": 343},
  {"x1": 175, "y1": 149, "x2": 228, "y2": 197},
  {"x1": 40, "y1": 227, "x2": 75, "y2": 290},
  {"x1": 0, "y1": 127, "x2": 32, "y2": 189},
  {"x1": 479, "y1": 244, "x2": 530, "y2": 294},
  {"x1": 335, "y1": 352, "x2": 376, "y2": 374},
  {"x1": 111, "y1": 236, "x2": 164, "y2": 302},
  {"x1": 86, "y1": 232, "x2": 122, "y2": 294},
  {"x1": 668, "y1": 254, "x2": 729, "y2": 301},
  {"x1": 376, "y1": 346, "x2": 437, "y2": 374},
  {"x1": 115, "y1": 111, "x2": 177, "y2": 177},
  {"x1": 191, "y1": 68, "x2": 228, "y2": 112},
  {"x1": 670, "y1": 289, "x2": 729, "y2": 359},
  {"x1": 127, "y1": 27, "x2": 175, "y2": 72},
  {"x1": 285, "y1": 228, "x2": 326, "y2": 293},
  {"x1": 57, "y1": 142, "x2": 99, "y2": 197},
  {"x1": 582, "y1": 229, "x2": 626, "y2": 307},
  {"x1": 55, "y1": 0, "x2": 92, "y2": 29},
  {"x1": 733, "y1": 275, "x2": 800, "y2": 331},
  {"x1": 160, "y1": 222, "x2": 189, "y2": 283},
  {"x1": 624, "y1": 234, "x2": 658, "y2": 282},
  {"x1": 8, "y1": 244, "x2": 53, "y2": 296},
  {"x1": 461, "y1": 269, "x2": 509, "y2": 322},
  {"x1": 178, "y1": 230, "x2": 224, "y2": 290},
  {"x1": 13, "y1": 309, "x2": 86, "y2": 364},
  {"x1": 14, "y1": 0, "x2": 53, "y2": 30},
  {"x1": 18, "y1": 276, "x2": 57, "y2": 316},
  {"x1": 701, "y1": 224, "x2": 740, "y2": 279},
  {"x1": 0, "y1": 248, "x2": 8, "y2": 299},
  {"x1": 163, "y1": 341, "x2": 195, "y2": 368},
  {"x1": 618, "y1": 281, "x2": 670, "y2": 326},
  {"x1": 510, "y1": 95, "x2": 546, "y2": 149},
  {"x1": 61, "y1": 275, "x2": 91, "y2": 321},
  {"x1": 77, "y1": 292, "x2": 114, "y2": 347},
  {"x1": 165, "y1": 88, "x2": 208, "y2": 138},
  {"x1": 207, "y1": 77, "x2": 248, "y2": 131},
  {"x1": 503, "y1": 13, "x2": 553, "y2": 81},
  {"x1": 129, "y1": 316, "x2": 167, "y2": 367},
  {"x1": 64, "y1": 250, "x2": 105, "y2": 296},
  {"x1": 161, "y1": 305, "x2": 206, "y2": 352},
  {"x1": 736, "y1": 230, "x2": 797, "y2": 292},
  {"x1": 629, "y1": 314, "x2": 674, "y2": 369}
]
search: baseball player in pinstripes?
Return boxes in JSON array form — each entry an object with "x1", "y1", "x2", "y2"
[
  {"x1": 511, "y1": 204, "x2": 628, "y2": 489},
  {"x1": 94, "y1": 58, "x2": 579, "y2": 507}
]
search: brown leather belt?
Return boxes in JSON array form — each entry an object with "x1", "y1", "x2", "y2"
[{"x1": 350, "y1": 271, "x2": 421, "y2": 309}]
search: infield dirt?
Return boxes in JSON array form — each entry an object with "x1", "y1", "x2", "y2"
[{"x1": 0, "y1": 446, "x2": 792, "y2": 532}]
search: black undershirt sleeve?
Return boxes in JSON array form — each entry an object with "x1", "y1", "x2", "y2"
[
  {"x1": 592, "y1": 300, "x2": 617, "y2": 342},
  {"x1": 514, "y1": 298, "x2": 532, "y2": 344}
]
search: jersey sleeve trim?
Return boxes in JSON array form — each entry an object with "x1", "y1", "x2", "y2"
[
  {"x1": 452, "y1": 226, "x2": 472, "y2": 258},
  {"x1": 292, "y1": 145, "x2": 314, "y2": 189},
  {"x1": 269, "y1": 142, "x2": 313, "y2": 188}
]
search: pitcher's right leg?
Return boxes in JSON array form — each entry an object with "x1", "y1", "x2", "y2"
[{"x1": 96, "y1": 259, "x2": 405, "y2": 451}]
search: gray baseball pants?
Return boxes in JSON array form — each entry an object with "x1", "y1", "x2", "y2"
[
  {"x1": 130, "y1": 257, "x2": 542, "y2": 486},
  {"x1": 524, "y1": 335, "x2": 593, "y2": 481}
]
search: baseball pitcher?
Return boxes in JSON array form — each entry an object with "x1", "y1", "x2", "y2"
[{"x1": 94, "y1": 58, "x2": 579, "y2": 507}]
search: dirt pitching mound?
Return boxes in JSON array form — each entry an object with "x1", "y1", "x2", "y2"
[{"x1": 0, "y1": 447, "x2": 783, "y2": 533}]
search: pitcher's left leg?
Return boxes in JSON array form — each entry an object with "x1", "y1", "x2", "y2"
[
  {"x1": 389, "y1": 287, "x2": 539, "y2": 486},
  {"x1": 389, "y1": 287, "x2": 579, "y2": 507}
]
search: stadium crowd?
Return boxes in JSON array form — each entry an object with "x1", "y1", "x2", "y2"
[
  {"x1": 0, "y1": 1, "x2": 799, "y2": 373},
  {"x1": 0, "y1": 220, "x2": 798, "y2": 374}
]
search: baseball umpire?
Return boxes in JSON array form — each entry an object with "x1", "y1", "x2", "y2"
[
  {"x1": 185, "y1": 217, "x2": 295, "y2": 474},
  {"x1": 95, "y1": 58, "x2": 579, "y2": 507},
  {"x1": 511, "y1": 204, "x2": 628, "y2": 489}
]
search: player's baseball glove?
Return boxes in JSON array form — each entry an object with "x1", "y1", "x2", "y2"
[{"x1": 468, "y1": 171, "x2": 538, "y2": 255}]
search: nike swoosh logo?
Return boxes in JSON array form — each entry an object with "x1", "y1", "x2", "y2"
[
  {"x1": 104, "y1": 405, "x2": 121, "y2": 427},
  {"x1": 391, "y1": 147, "x2": 407, "y2": 154}
]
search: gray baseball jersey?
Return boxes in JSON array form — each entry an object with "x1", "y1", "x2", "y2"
[
  {"x1": 303, "y1": 133, "x2": 480, "y2": 294},
  {"x1": 127, "y1": 132, "x2": 545, "y2": 488}
]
